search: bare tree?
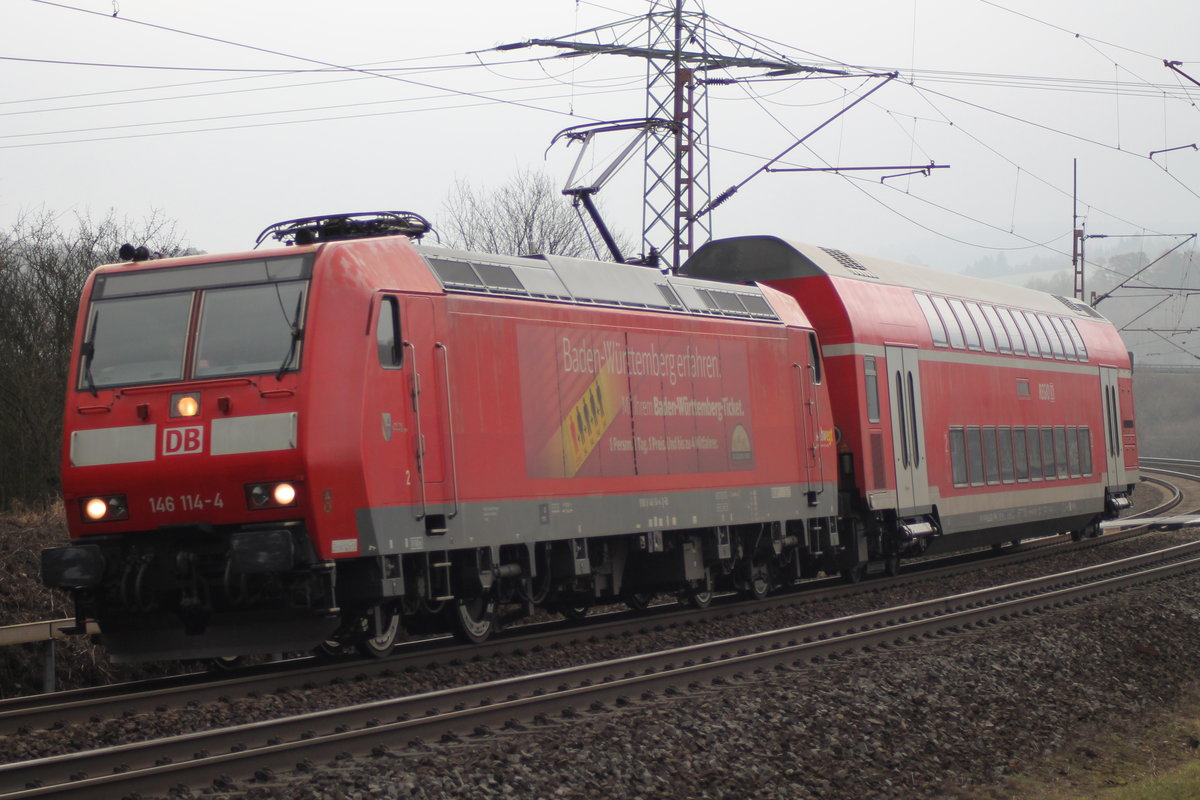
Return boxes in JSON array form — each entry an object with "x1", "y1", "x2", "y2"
[
  {"x1": 439, "y1": 169, "x2": 629, "y2": 260},
  {"x1": 0, "y1": 209, "x2": 189, "y2": 508}
]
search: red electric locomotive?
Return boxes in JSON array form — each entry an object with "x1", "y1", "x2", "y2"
[
  {"x1": 42, "y1": 214, "x2": 841, "y2": 661},
  {"x1": 682, "y1": 236, "x2": 1138, "y2": 572}
]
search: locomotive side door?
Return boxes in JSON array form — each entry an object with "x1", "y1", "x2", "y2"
[
  {"x1": 1098, "y1": 366, "x2": 1123, "y2": 488},
  {"x1": 884, "y1": 345, "x2": 929, "y2": 514},
  {"x1": 365, "y1": 293, "x2": 414, "y2": 509},
  {"x1": 400, "y1": 296, "x2": 447, "y2": 519},
  {"x1": 788, "y1": 329, "x2": 821, "y2": 490}
]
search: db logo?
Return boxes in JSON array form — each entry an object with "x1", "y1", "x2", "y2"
[{"x1": 163, "y1": 426, "x2": 204, "y2": 456}]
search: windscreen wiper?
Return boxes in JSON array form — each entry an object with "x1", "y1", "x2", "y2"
[
  {"x1": 276, "y1": 292, "x2": 304, "y2": 381},
  {"x1": 81, "y1": 317, "x2": 99, "y2": 397}
]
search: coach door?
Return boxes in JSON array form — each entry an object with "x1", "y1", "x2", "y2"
[
  {"x1": 884, "y1": 345, "x2": 929, "y2": 513},
  {"x1": 1099, "y1": 366, "x2": 1122, "y2": 488},
  {"x1": 400, "y1": 296, "x2": 448, "y2": 519}
]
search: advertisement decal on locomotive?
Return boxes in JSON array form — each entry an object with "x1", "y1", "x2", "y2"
[{"x1": 519, "y1": 325, "x2": 756, "y2": 479}]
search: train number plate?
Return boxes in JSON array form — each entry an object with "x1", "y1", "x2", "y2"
[{"x1": 148, "y1": 493, "x2": 225, "y2": 513}]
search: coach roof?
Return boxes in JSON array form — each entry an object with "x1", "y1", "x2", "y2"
[{"x1": 683, "y1": 235, "x2": 1107, "y2": 322}]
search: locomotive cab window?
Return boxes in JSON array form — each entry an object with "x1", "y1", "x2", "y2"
[
  {"x1": 195, "y1": 281, "x2": 307, "y2": 378},
  {"x1": 376, "y1": 295, "x2": 402, "y2": 368},
  {"x1": 80, "y1": 293, "x2": 193, "y2": 389},
  {"x1": 78, "y1": 254, "x2": 313, "y2": 390}
]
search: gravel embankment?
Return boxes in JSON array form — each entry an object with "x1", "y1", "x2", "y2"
[
  {"x1": 218, "y1": 564, "x2": 1200, "y2": 800},
  {"x1": 4, "y1": 526, "x2": 1200, "y2": 798}
]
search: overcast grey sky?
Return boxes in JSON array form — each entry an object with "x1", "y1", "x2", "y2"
[{"x1": 2, "y1": 0, "x2": 1198, "y2": 274}]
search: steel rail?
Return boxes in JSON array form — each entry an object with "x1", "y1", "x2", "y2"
[
  {"x1": 4, "y1": 470, "x2": 1190, "y2": 733},
  {"x1": 4, "y1": 540, "x2": 1200, "y2": 800}
]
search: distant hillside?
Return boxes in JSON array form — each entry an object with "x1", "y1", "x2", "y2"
[{"x1": 1133, "y1": 368, "x2": 1200, "y2": 459}]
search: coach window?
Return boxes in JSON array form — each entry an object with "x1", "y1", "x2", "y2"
[
  {"x1": 1053, "y1": 426, "x2": 1070, "y2": 479},
  {"x1": 376, "y1": 295, "x2": 402, "y2": 368},
  {"x1": 998, "y1": 426, "x2": 1015, "y2": 483},
  {"x1": 1026, "y1": 427, "x2": 1042, "y2": 481},
  {"x1": 1080, "y1": 426, "x2": 1093, "y2": 475},
  {"x1": 950, "y1": 427, "x2": 968, "y2": 487},
  {"x1": 914, "y1": 293, "x2": 949, "y2": 347},
  {"x1": 1013, "y1": 426, "x2": 1029, "y2": 481},
  {"x1": 948, "y1": 298, "x2": 982, "y2": 350},
  {"x1": 1050, "y1": 317, "x2": 1078, "y2": 361},
  {"x1": 965, "y1": 302, "x2": 997, "y2": 352},
  {"x1": 995, "y1": 307, "x2": 1026, "y2": 356},
  {"x1": 1010, "y1": 310, "x2": 1038, "y2": 358},
  {"x1": 1067, "y1": 319, "x2": 1089, "y2": 361},
  {"x1": 966, "y1": 427, "x2": 984, "y2": 487},
  {"x1": 864, "y1": 356, "x2": 880, "y2": 422},
  {"x1": 1041, "y1": 427, "x2": 1057, "y2": 479},
  {"x1": 981, "y1": 304, "x2": 1012, "y2": 353},
  {"x1": 1067, "y1": 425, "x2": 1081, "y2": 477},
  {"x1": 1037, "y1": 314, "x2": 1067, "y2": 359},
  {"x1": 982, "y1": 427, "x2": 1000, "y2": 484},
  {"x1": 1021, "y1": 311, "x2": 1052, "y2": 358},
  {"x1": 930, "y1": 295, "x2": 966, "y2": 348}
]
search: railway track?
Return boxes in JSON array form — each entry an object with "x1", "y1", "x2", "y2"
[
  {"x1": 2, "y1": 465, "x2": 1189, "y2": 735},
  {"x1": 5, "y1": 537, "x2": 1200, "y2": 800},
  {"x1": 1140, "y1": 456, "x2": 1200, "y2": 480},
  {"x1": 1, "y1": 464, "x2": 1194, "y2": 799}
]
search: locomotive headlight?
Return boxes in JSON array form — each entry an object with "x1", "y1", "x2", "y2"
[
  {"x1": 245, "y1": 482, "x2": 299, "y2": 510},
  {"x1": 84, "y1": 498, "x2": 107, "y2": 520},
  {"x1": 273, "y1": 482, "x2": 296, "y2": 506},
  {"x1": 171, "y1": 392, "x2": 201, "y2": 418},
  {"x1": 81, "y1": 495, "x2": 129, "y2": 522}
]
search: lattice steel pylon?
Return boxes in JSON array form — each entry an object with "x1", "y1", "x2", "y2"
[
  {"x1": 510, "y1": 0, "x2": 848, "y2": 269},
  {"x1": 641, "y1": 1, "x2": 711, "y2": 270}
]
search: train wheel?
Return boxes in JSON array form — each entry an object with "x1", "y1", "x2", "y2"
[
  {"x1": 682, "y1": 569, "x2": 715, "y2": 609},
  {"x1": 1070, "y1": 528, "x2": 1085, "y2": 542},
  {"x1": 745, "y1": 560, "x2": 771, "y2": 600},
  {"x1": 318, "y1": 639, "x2": 351, "y2": 658},
  {"x1": 561, "y1": 606, "x2": 590, "y2": 621},
  {"x1": 209, "y1": 655, "x2": 244, "y2": 671},
  {"x1": 446, "y1": 593, "x2": 498, "y2": 644},
  {"x1": 357, "y1": 608, "x2": 401, "y2": 659},
  {"x1": 623, "y1": 592, "x2": 655, "y2": 613},
  {"x1": 883, "y1": 554, "x2": 900, "y2": 577},
  {"x1": 840, "y1": 563, "x2": 866, "y2": 584}
]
